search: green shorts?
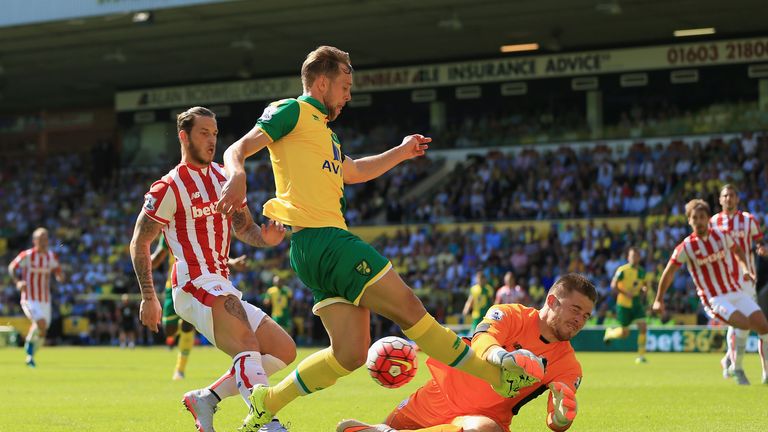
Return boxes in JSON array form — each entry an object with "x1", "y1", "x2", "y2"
[
  {"x1": 290, "y1": 227, "x2": 391, "y2": 314},
  {"x1": 273, "y1": 315, "x2": 293, "y2": 331},
  {"x1": 616, "y1": 297, "x2": 646, "y2": 327},
  {"x1": 162, "y1": 286, "x2": 180, "y2": 326}
]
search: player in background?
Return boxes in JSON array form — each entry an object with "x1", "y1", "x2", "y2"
[
  {"x1": 217, "y1": 46, "x2": 542, "y2": 430},
  {"x1": 495, "y1": 271, "x2": 530, "y2": 306},
  {"x1": 655, "y1": 199, "x2": 768, "y2": 385},
  {"x1": 463, "y1": 271, "x2": 496, "y2": 331},
  {"x1": 7, "y1": 227, "x2": 64, "y2": 367},
  {"x1": 151, "y1": 235, "x2": 250, "y2": 380},
  {"x1": 130, "y1": 106, "x2": 296, "y2": 432},
  {"x1": 710, "y1": 184, "x2": 768, "y2": 383},
  {"x1": 262, "y1": 275, "x2": 293, "y2": 334},
  {"x1": 118, "y1": 293, "x2": 137, "y2": 349},
  {"x1": 337, "y1": 273, "x2": 595, "y2": 432},
  {"x1": 603, "y1": 247, "x2": 649, "y2": 363}
]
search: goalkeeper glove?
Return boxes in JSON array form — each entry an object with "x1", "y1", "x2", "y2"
[
  {"x1": 547, "y1": 381, "x2": 577, "y2": 430},
  {"x1": 488, "y1": 348, "x2": 546, "y2": 397}
]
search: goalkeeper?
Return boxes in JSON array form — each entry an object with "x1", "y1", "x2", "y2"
[{"x1": 337, "y1": 274, "x2": 595, "y2": 432}]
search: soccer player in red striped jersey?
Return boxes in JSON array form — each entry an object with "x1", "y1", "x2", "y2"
[
  {"x1": 7, "y1": 227, "x2": 64, "y2": 367},
  {"x1": 130, "y1": 106, "x2": 296, "y2": 431},
  {"x1": 655, "y1": 199, "x2": 768, "y2": 385},
  {"x1": 710, "y1": 184, "x2": 768, "y2": 384}
]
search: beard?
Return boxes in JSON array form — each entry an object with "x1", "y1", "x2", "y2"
[{"x1": 185, "y1": 137, "x2": 213, "y2": 166}]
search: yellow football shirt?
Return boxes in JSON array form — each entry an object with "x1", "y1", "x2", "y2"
[
  {"x1": 614, "y1": 263, "x2": 646, "y2": 308},
  {"x1": 256, "y1": 95, "x2": 347, "y2": 230}
]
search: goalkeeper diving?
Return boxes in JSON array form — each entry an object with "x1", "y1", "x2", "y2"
[{"x1": 337, "y1": 273, "x2": 595, "y2": 432}]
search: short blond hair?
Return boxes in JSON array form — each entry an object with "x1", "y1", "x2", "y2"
[
  {"x1": 685, "y1": 199, "x2": 710, "y2": 219},
  {"x1": 301, "y1": 46, "x2": 352, "y2": 89}
]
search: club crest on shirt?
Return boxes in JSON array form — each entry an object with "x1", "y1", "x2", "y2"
[
  {"x1": 143, "y1": 194, "x2": 157, "y2": 211},
  {"x1": 259, "y1": 105, "x2": 279, "y2": 122}
]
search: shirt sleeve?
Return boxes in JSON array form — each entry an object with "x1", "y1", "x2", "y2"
[
  {"x1": 9, "y1": 251, "x2": 27, "y2": 271},
  {"x1": 471, "y1": 305, "x2": 520, "y2": 356},
  {"x1": 51, "y1": 253, "x2": 62, "y2": 275},
  {"x1": 669, "y1": 242, "x2": 687, "y2": 266},
  {"x1": 256, "y1": 99, "x2": 300, "y2": 142},
  {"x1": 143, "y1": 180, "x2": 176, "y2": 225}
]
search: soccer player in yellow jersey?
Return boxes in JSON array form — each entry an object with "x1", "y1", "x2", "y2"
[
  {"x1": 217, "y1": 46, "x2": 543, "y2": 431},
  {"x1": 463, "y1": 272, "x2": 496, "y2": 331},
  {"x1": 603, "y1": 247, "x2": 649, "y2": 363},
  {"x1": 262, "y1": 275, "x2": 293, "y2": 333}
]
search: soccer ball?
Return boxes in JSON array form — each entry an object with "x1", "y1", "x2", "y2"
[{"x1": 366, "y1": 336, "x2": 418, "y2": 388}]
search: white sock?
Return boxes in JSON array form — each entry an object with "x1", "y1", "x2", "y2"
[
  {"x1": 725, "y1": 326, "x2": 735, "y2": 366},
  {"x1": 262, "y1": 354, "x2": 288, "y2": 376},
  {"x1": 759, "y1": 334, "x2": 768, "y2": 378},
  {"x1": 208, "y1": 366, "x2": 239, "y2": 401},
  {"x1": 233, "y1": 351, "x2": 268, "y2": 408},
  {"x1": 734, "y1": 329, "x2": 749, "y2": 371}
]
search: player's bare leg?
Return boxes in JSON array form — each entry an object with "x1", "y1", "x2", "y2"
[{"x1": 24, "y1": 319, "x2": 46, "y2": 367}]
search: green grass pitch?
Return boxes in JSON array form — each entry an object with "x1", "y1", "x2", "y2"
[{"x1": 0, "y1": 347, "x2": 764, "y2": 431}]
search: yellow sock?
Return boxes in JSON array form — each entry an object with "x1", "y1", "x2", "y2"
[
  {"x1": 175, "y1": 329, "x2": 195, "y2": 373},
  {"x1": 403, "y1": 314, "x2": 499, "y2": 386},
  {"x1": 265, "y1": 347, "x2": 351, "y2": 414},
  {"x1": 638, "y1": 331, "x2": 647, "y2": 356}
]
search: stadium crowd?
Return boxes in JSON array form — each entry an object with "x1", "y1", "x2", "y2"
[{"x1": 1, "y1": 128, "x2": 766, "y2": 346}]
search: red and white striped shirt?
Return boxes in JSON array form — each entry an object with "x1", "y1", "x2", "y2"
[
  {"x1": 143, "y1": 162, "x2": 244, "y2": 286},
  {"x1": 669, "y1": 228, "x2": 740, "y2": 301},
  {"x1": 710, "y1": 210, "x2": 763, "y2": 279},
  {"x1": 9, "y1": 248, "x2": 61, "y2": 303}
]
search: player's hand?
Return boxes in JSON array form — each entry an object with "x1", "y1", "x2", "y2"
[
  {"x1": 228, "y1": 254, "x2": 249, "y2": 272},
  {"x1": 490, "y1": 348, "x2": 546, "y2": 397},
  {"x1": 652, "y1": 299, "x2": 665, "y2": 315},
  {"x1": 744, "y1": 271, "x2": 756, "y2": 283},
  {"x1": 15, "y1": 280, "x2": 26, "y2": 291},
  {"x1": 757, "y1": 244, "x2": 768, "y2": 257},
  {"x1": 216, "y1": 172, "x2": 247, "y2": 216},
  {"x1": 139, "y1": 297, "x2": 162, "y2": 333},
  {"x1": 260, "y1": 220, "x2": 286, "y2": 246},
  {"x1": 548, "y1": 382, "x2": 577, "y2": 428},
  {"x1": 398, "y1": 134, "x2": 431, "y2": 160}
]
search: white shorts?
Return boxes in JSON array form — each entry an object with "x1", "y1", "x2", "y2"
[
  {"x1": 739, "y1": 278, "x2": 757, "y2": 300},
  {"x1": 172, "y1": 274, "x2": 266, "y2": 348},
  {"x1": 20, "y1": 300, "x2": 51, "y2": 326},
  {"x1": 706, "y1": 291, "x2": 761, "y2": 321}
]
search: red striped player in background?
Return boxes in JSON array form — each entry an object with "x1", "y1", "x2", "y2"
[
  {"x1": 655, "y1": 199, "x2": 768, "y2": 385},
  {"x1": 129, "y1": 106, "x2": 296, "y2": 432},
  {"x1": 710, "y1": 184, "x2": 768, "y2": 384},
  {"x1": 7, "y1": 227, "x2": 64, "y2": 368}
]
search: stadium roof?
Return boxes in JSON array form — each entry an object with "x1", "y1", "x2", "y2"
[{"x1": 0, "y1": 0, "x2": 765, "y2": 112}]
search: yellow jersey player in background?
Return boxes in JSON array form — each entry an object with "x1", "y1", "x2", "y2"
[
  {"x1": 463, "y1": 271, "x2": 495, "y2": 332},
  {"x1": 603, "y1": 246, "x2": 649, "y2": 363},
  {"x1": 217, "y1": 45, "x2": 543, "y2": 430},
  {"x1": 262, "y1": 275, "x2": 293, "y2": 334}
]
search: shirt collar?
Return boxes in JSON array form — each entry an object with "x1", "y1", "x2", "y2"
[{"x1": 298, "y1": 95, "x2": 328, "y2": 115}]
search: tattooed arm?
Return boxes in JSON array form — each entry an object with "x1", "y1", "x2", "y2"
[
  {"x1": 130, "y1": 211, "x2": 164, "y2": 332},
  {"x1": 231, "y1": 207, "x2": 286, "y2": 248}
]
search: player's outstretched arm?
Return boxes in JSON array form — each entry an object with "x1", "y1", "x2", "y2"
[
  {"x1": 129, "y1": 211, "x2": 164, "y2": 332},
  {"x1": 653, "y1": 261, "x2": 678, "y2": 315},
  {"x1": 546, "y1": 382, "x2": 577, "y2": 431},
  {"x1": 231, "y1": 207, "x2": 286, "y2": 248},
  {"x1": 731, "y1": 244, "x2": 756, "y2": 281},
  {"x1": 218, "y1": 127, "x2": 272, "y2": 216},
  {"x1": 343, "y1": 134, "x2": 430, "y2": 184}
]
